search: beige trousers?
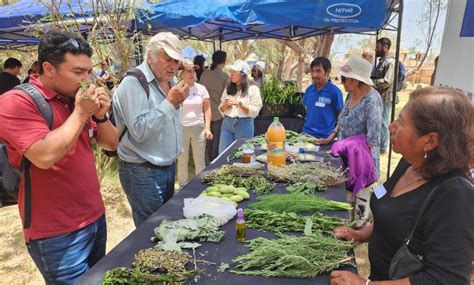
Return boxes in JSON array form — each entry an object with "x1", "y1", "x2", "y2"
[{"x1": 177, "y1": 124, "x2": 206, "y2": 186}]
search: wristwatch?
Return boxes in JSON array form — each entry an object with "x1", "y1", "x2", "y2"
[{"x1": 92, "y1": 115, "x2": 109, "y2": 124}]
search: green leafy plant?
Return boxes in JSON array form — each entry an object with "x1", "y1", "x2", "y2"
[
  {"x1": 244, "y1": 209, "x2": 351, "y2": 234},
  {"x1": 261, "y1": 77, "x2": 297, "y2": 105},
  {"x1": 231, "y1": 234, "x2": 354, "y2": 278},
  {"x1": 249, "y1": 193, "x2": 352, "y2": 213}
]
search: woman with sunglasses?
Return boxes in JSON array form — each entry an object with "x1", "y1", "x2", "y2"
[
  {"x1": 321, "y1": 57, "x2": 383, "y2": 227},
  {"x1": 177, "y1": 61, "x2": 213, "y2": 187}
]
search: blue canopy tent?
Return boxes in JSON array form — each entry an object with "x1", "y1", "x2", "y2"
[
  {"x1": 0, "y1": 0, "x2": 403, "y2": 177},
  {"x1": 0, "y1": 0, "x2": 119, "y2": 49},
  {"x1": 139, "y1": 0, "x2": 400, "y2": 42}
]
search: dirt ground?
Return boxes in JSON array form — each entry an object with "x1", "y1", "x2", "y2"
[{"x1": 0, "y1": 87, "x2": 418, "y2": 285}]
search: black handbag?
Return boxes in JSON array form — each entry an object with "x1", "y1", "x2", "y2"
[{"x1": 388, "y1": 177, "x2": 470, "y2": 279}]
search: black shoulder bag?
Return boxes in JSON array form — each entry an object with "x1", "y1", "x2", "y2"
[{"x1": 388, "y1": 177, "x2": 471, "y2": 279}]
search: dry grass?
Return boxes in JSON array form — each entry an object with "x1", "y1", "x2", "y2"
[
  {"x1": 0, "y1": 168, "x2": 134, "y2": 285},
  {"x1": 0, "y1": 86, "x2": 421, "y2": 284}
]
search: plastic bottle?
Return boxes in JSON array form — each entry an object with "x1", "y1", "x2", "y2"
[
  {"x1": 266, "y1": 117, "x2": 286, "y2": 166},
  {"x1": 236, "y1": 208, "x2": 246, "y2": 242}
]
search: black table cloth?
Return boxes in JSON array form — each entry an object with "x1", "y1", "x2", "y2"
[{"x1": 77, "y1": 140, "x2": 356, "y2": 285}]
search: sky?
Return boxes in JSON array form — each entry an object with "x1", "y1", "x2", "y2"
[{"x1": 333, "y1": 0, "x2": 447, "y2": 57}]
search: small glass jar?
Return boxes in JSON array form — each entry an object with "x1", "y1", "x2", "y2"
[{"x1": 242, "y1": 149, "x2": 255, "y2": 163}]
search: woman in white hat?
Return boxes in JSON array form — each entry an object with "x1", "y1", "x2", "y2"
[
  {"x1": 177, "y1": 61, "x2": 213, "y2": 187},
  {"x1": 218, "y1": 60, "x2": 263, "y2": 153},
  {"x1": 322, "y1": 57, "x2": 383, "y2": 227}
]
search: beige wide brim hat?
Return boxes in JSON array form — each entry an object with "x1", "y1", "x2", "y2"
[
  {"x1": 337, "y1": 57, "x2": 373, "y2": 86},
  {"x1": 150, "y1": 32, "x2": 186, "y2": 62}
]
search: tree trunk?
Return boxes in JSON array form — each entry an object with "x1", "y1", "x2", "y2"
[
  {"x1": 296, "y1": 53, "x2": 305, "y2": 92},
  {"x1": 276, "y1": 41, "x2": 287, "y2": 79},
  {"x1": 295, "y1": 39, "x2": 306, "y2": 92},
  {"x1": 417, "y1": 0, "x2": 442, "y2": 70},
  {"x1": 320, "y1": 34, "x2": 335, "y2": 58}
]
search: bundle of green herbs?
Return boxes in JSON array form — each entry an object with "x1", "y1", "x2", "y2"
[
  {"x1": 249, "y1": 193, "x2": 352, "y2": 213},
  {"x1": 101, "y1": 267, "x2": 199, "y2": 285},
  {"x1": 268, "y1": 162, "x2": 346, "y2": 186},
  {"x1": 244, "y1": 209, "x2": 351, "y2": 234},
  {"x1": 231, "y1": 233, "x2": 354, "y2": 278},
  {"x1": 286, "y1": 181, "x2": 327, "y2": 194},
  {"x1": 201, "y1": 165, "x2": 273, "y2": 194},
  {"x1": 133, "y1": 248, "x2": 192, "y2": 274}
]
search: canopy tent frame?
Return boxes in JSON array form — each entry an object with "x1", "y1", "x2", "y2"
[{"x1": 0, "y1": 0, "x2": 403, "y2": 178}]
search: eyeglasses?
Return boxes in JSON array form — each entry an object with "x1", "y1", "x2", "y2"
[
  {"x1": 341, "y1": 76, "x2": 346, "y2": 83},
  {"x1": 41, "y1": 38, "x2": 82, "y2": 56}
]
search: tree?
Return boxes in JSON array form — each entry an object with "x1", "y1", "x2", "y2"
[
  {"x1": 36, "y1": 0, "x2": 144, "y2": 183},
  {"x1": 416, "y1": 0, "x2": 446, "y2": 70}
]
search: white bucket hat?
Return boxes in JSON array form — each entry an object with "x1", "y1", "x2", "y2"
[
  {"x1": 149, "y1": 32, "x2": 186, "y2": 62},
  {"x1": 337, "y1": 57, "x2": 373, "y2": 86},
  {"x1": 228, "y1": 60, "x2": 251, "y2": 75}
]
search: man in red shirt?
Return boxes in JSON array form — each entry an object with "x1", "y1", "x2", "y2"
[{"x1": 0, "y1": 30, "x2": 118, "y2": 284}]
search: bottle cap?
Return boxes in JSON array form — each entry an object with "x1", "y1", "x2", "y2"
[
  {"x1": 237, "y1": 208, "x2": 244, "y2": 220},
  {"x1": 273, "y1": 116, "x2": 279, "y2": 123}
]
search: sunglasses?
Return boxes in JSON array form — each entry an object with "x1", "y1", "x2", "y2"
[
  {"x1": 341, "y1": 76, "x2": 347, "y2": 83},
  {"x1": 41, "y1": 38, "x2": 82, "y2": 56}
]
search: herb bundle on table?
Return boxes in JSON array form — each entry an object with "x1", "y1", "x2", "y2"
[
  {"x1": 268, "y1": 163, "x2": 346, "y2": 186},
  {"x1": 201, "y1": 165, "x2": 273, "y2": 194},
  {"x1": 102, "y1": 248, "x2": 199, "y2": 285},
  {"x1": 244, "y1": 209, "x2": 351, "y2": 234},
  {"x1": 231, "y1": 234, "x2": 354, "y2": 278},
  {"x1": 249, "y1": 193, "x2": 352, "y2": 213}
]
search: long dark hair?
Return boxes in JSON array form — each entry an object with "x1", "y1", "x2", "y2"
[
  {"x1": 210, "y1": 51, "x2": 226, "y2": 71},
  {"x1": 407, "y1": 87, "x2": 473, "y2": 178},
  {"x1": 226, "y1": 72, "x2": 249, "y2": 96}
]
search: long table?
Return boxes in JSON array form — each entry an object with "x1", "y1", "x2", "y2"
[{"x1": 77, "y1": 140, "x2": 355, "y2": 285}]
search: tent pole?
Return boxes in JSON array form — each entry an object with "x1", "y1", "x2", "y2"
[{"x1": 387, "y1": 0, "x2": 404, "y2": 180}]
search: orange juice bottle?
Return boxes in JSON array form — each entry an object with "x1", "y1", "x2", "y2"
[{"x1": 266, "y1": 117, "x2": 286, "y2": 166}]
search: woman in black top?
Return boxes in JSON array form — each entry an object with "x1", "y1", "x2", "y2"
[{"x1": 330, "y1": 86, "x2": 473, "y2": 285}]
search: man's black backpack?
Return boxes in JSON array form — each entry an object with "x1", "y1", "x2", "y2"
[
  {"x1": 103, "y1": 67, "x2": 150, "y2": 157},
  {"x1": 0, "y1": 84, "x2": 53, "y2": 229}
]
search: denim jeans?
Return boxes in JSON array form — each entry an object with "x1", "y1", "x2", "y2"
[
  {"x1": 218, "y1": 117, "x2": 254, "y2": 153},
  {"x1": 380, "y1": 101, "x2": 392, "y2": 151},
  {"x1": 26, "y1": 214, "x2": 107, "y2": 285},
  {"x1": 119, "y1": 161, "x2": 176, "y2": 227}
]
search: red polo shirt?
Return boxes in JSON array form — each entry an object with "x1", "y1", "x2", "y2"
[{"x1": 0, "y1": 75, "x2": 105, "y2": 241}]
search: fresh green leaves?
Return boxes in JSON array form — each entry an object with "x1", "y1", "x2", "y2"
[
  {"x1": 261, "y1": 77, "x2": 298, "y2": 105},
  {"x1": 230, "y1": 234, "x2": 354, "y2": 278},
  {"x1": 248, "y1": 193, "x2": 352, "y2": 213},
  {"x1": 286, "y1": 181, "x2": 327, "y2": 194},
  {"x1": 101, "y1": 267, "x2": 199, "y2": 285},
  {"x1": 244, "y1": 209, "x2": 351, "y2": 234},
  {"x1": 201, "y1": 165, "x2": 273, "y2": 195},
  {"x1": 151, "y1": 215, "x2": 224, "y2": 251}
]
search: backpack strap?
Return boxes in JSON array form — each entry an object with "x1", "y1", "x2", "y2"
[
  {"x1": 14, "y1": 83, "x2": 53, "y2": 230},
  {"x1": 116, "y1": 67, "x2": 150, "y2": 142}
]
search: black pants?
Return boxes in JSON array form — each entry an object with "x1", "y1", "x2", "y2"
[{"x1": 206, "y1": 119, "x2": 223, "y2": 164}]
